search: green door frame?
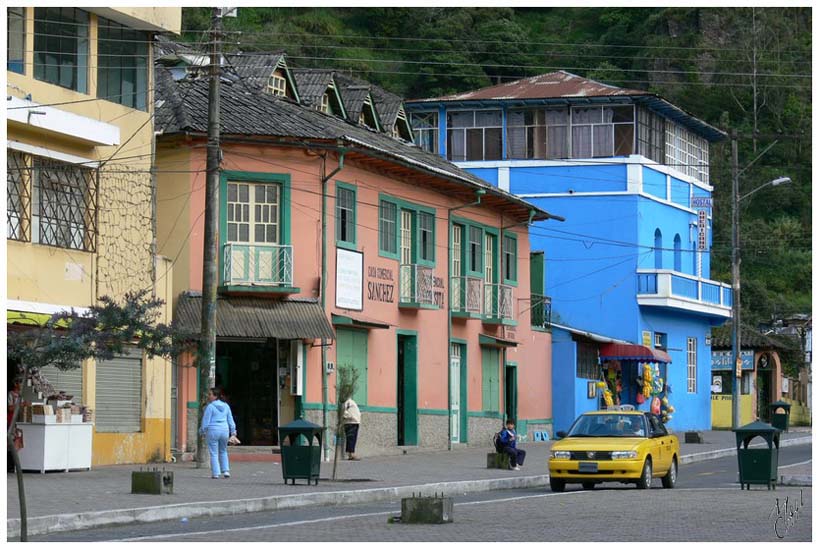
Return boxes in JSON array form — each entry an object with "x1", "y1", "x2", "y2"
[{"x1": 397, "y1": 330, "x2": 418, "y2": 446}]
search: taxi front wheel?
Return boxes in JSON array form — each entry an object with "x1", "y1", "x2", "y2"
[
  {"x1": 636, "y1": 458, "x2": 652, "y2": 489},
  {"x1": 662, "y1": 458, "x2": 677, "y2": 489},
  {"x1": 549, "y1": 478, "x2": 566, "y2": 492}
]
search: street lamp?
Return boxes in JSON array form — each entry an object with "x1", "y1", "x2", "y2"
[{"x1": 731, "y1": 141, "x2": 791, "y2": 429}]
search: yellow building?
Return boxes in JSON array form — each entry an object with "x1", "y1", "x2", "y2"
[{"x1": 6, "y1": 7, "x2": 181, "y2": 465}]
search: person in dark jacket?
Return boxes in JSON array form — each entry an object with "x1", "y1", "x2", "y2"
[
  {"x1": 499, "y1": 419, "x2": 526, "y2": 470},
  {"x1": 199, "y1": 387, "x2": 237, "y2": 479}
]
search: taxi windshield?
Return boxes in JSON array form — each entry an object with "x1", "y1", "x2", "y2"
[{"x1": 567, "y1": 414, "x2": 646, "y2": 437}]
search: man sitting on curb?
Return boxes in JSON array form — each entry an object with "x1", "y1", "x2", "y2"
[{"x1": 499, "y1": 419, "x2": 526, "y2": 471}]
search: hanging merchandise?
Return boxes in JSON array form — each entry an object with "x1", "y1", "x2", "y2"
[
  {"x1": 603, "y1": 389, "x2": 614, "y2": 407},
  {"x1": 651, "y1": 396, "x2": 661, "y2": 415},
  {"x1": 642, "y1": 364, "x2": 653, "y2": 397}
]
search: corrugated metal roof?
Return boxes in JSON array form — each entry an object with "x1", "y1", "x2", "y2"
[
  {"x1": 417, "y1": 71, "x2": 650, "y2": 102},
  {"x1": 711, "y1": 323, "x2": 797, "y2": 351},
  {"x1": 175, "y1": 293, "x2": 335, "y2": 340}
]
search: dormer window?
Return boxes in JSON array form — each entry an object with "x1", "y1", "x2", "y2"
[
  {"x1": 359, "y1": 112, "x2": 367, "y2": 126},
  {"x1": 267, "y1": 72, "x2": 287, "y2": 97},
  {"x1": 321, "y1": 93, "x2": 330, "y2": 114}
]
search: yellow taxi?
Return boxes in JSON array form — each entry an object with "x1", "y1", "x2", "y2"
[{"x1": 548, "y1": 410, "x2": 679, "y2": 492}]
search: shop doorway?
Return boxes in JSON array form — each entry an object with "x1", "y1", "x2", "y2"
[
  {"x1": 216, "y1": 340, "x2": 278, "y2": 445},
  {"x1": 397, "y1": 332, "x2": 418, "y2": 446}
]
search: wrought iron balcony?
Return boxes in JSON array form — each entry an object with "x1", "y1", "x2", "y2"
[
  {"x1": 399, "y1": 264, "x2": 435, "y2": 307},
  {"x1": 223, "y1": 243, "x2": 293, "y2": 288},
  {"x1": 530, "y1": 294, "x2": 552, "y2": 330},
  {"x1": 637, "y1": 269, "x2": 731, "y2": 318},
  {"x1": 483, "y1": 283, "x2": 515, "y2": 322},
  {"x1": 450, "y1": 275, "x2": 483, "y2": 315}
]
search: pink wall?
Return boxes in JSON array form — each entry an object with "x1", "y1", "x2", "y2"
[{"x1": 176, "y1": 143, "x2": 552, "y2": 430}]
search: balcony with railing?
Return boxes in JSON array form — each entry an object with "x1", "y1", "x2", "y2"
[
  {"x1": 399, "y1": 264, "x2": 436, "y2": 308},
  {"x1": 222, "y1": 243, "x2": 297, "y2": 292},
  {"x1": 450, "y1": 275, "x2": 484, "y2": 317},
  {"x1": 530, "y1": 294, "x2": 552, "y2": 330},
  {"x1": 636, "y1": 269, "x2": 731, "y2": 318},
  {"x1": 483, "y1": 283, "x2": 515, "y2": 324}
]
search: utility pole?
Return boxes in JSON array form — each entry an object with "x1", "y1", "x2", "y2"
[
  {"x1": 196, "y1": 7, "x2": 222, "y2": 467},
  {"x1": 730, "y1": 132, "x2": 741, "y2": 430}
]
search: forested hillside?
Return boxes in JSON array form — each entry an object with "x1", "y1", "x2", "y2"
[{"x1": 181, "y1": 7, "x2": 812, "y2": 324}]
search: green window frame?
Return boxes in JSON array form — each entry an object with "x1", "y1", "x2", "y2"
[
  {"x1": 503, "y1": 233, "x2": 518, "y2": 285},
  {"x1": 379, "y1": 199, "x2": 398, "y2": 258},
  {"x1": 97, "y1": 17, "x2": 148, "y2": 110},
  {"x1": 379, "y1": 193, "x2": 436, "y2": 266},
  {"x1": 418, "y1": 211, "x2": 435, "y2": 264},
  {"x1": 335, "y1": 181, "x2": 357, "y2": 249},
  {"x1": 467, "y1": 225, "x2": 483, "y2": 275},
  {"x1": 33, "y1": 7, "x2": 89, "y2": 93}
]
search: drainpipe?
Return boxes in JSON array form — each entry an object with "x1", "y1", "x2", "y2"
[
  {"x1": 320, "y1": 149, "x2": 345, "y2": 461},
  {"x1": 447, "y1": 189, "x2": 486, "y2": 451}
]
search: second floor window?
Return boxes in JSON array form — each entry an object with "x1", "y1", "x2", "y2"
[
  {"x1": 336, "y1": 184, "x2": 356, "y2": 247},
  {"x1": 226, "y1": 182, "x2": 280, "y2": 245},
  {"x1": 447, "y1": 110, "x2": 502, "y2": 162},
  {"x1": 7, "y1": 150, "x2": 97, "y2": 252},
  {"x1": 503, "y1": 234, "x2": 517, "y2": 282},
  {"x1": 687, "y1": 337, "x2": 697, "y2": 393},
  {"x1": 34, "y1": 7, "x2": 89, "y2": 93},
  {"x1": 97, "y1": 18, "x2": 148, "y2": 110},
  {"x1": 379, "y1": 200, "x2": 398, "y2": 255}
]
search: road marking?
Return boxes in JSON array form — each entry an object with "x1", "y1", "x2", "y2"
[
  {"x1": 110, "y1": 491, "x2": 586, "y2": 541},
  {"x1": 778, "y1": 459, "x2": 812, "y2": 470}
]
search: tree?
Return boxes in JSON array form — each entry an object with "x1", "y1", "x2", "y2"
[
  {"x1": 331, "y1": 364, "x2": 360, "y2": 481},
  {"x1": 6, "y1": 290, "x2": 187, "y2": 541}
]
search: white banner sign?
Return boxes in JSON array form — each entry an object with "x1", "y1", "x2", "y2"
[{"x1": 336, "y1": 248, "x2": 363, "y2": 310}]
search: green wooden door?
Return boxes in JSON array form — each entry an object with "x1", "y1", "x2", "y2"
[
  {"x1": 397, "y1": 334, "x2": 418, "y2": 446},
  {"x1": 505, "y1": 364, "x2": 518, "y2": 423},
  {"x1": 336, "y1": 328, "x2": 368, "y2": 405},
  {"x1": 481, "y1": 348, "x2": 500, "y2": 413}
]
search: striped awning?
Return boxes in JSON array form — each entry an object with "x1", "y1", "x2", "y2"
[
  {"x1": 175, "y1": 293, "x2": 335, "y2": 341},
  {"x1": 599, "y1": 343, "x2": 672, "y2": 363}
]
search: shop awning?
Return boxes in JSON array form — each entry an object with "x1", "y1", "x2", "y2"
[
  {"x1": 331, "y1": 313, "x2": 390, "y2": 330},
  {"x1": 599, "y1": 343, "x2": 671, "y2": 363},
  {"x1": 479, "y1": 333, "x2": 518, "y2": 348},
  {"x1": 7, "y1": 300, "x2": 90, "y2": 328},
  {"x1": 175, "y1": 293, "x2": 335, "y2": 340}
]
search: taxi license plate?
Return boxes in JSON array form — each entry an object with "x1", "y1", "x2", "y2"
[{"x1": 579, "y1": 462, "x2": 598, "y2": 473}]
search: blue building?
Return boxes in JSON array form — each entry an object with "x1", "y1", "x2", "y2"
[{"x1": 407, "y1": 71, "x2": 731, "y2": 431}]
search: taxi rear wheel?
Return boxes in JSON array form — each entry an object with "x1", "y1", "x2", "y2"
[
  {"x1": 549, "y1": 478, "x2": 566, "y2": 493},
  {"x1": 662, "y1": 457, "x2": 677, "y2": 489},
  {"x1": 636, "y1": 458, "x2": 652, "y2": 489}
]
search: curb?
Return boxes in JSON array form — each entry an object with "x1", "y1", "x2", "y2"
[
  {"x1": 8, "y1": 436, "x2": 813, "y2": 539},
  {"x1": 779, "y1": 475, "x2": 812, "y2": 487}
]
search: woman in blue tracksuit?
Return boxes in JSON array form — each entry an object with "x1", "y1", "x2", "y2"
[{"x1": 199, "y1": 387, "x2": 237, "y2": 479}]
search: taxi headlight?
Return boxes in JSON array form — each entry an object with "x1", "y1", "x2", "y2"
[
  {"x1": 551, "y1": 451, "x2": 571, "y2": 459},
  {"x1": 610, "y1": 451, "x2": 638, "y2": 459}
]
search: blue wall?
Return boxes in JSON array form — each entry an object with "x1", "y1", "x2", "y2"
[
  {"x1": 551, "y1": 327, "x2": 577, "y2": 433},
  {"x1": 510, "y1": 164, "x2": 627, "y2": 195},
  {"x1": 469, "y1": 168, "x2": 498, "y2": 186}
]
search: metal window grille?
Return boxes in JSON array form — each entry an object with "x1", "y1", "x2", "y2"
[
  {"x1": 31, "y1": 156, "x2": 97, "y2": 252},
  {"x1": 7, "y1": 150, "x2": 30, "y2": 241},
  {"x1": 687, "y1": 337, "x2": 697, "y2": 393}
]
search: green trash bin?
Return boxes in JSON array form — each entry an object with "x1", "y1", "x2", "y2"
[
  {"x1": 278, "y1": 418, "x2": 323, "y2": 485},
  {"x1": 769, "y1": 400, "x2": 792, "y2": 432},
  {"x1": 732, "y1": 421, "x2": 781, "y2": 490}
]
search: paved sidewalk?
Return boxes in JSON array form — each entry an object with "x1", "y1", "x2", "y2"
[{"x1": 6, "y1": 428, "x2": 812, "y2": 538}]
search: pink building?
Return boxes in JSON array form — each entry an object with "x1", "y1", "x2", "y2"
[{"x1": 155, "y1": 52, "x2": 561, "y2": 456}]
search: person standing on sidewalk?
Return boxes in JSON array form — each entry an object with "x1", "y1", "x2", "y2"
[
  {"x1": 343, "y1": 397, "x2": 361, "y2": 460},
  {"x1": 499, "y1": 419, "x2": 526, "y2": 470},
  {"x1": 200, "y1": 387, "x2": 237, "y2": 479}
]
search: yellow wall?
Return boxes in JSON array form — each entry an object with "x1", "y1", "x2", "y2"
[
  {"x1": 711, "y1": 394, "x2": 755, "y2": 429},
  {"x1": 782, "y1": 398, "x2": 812, "y2": 426},
  {"x1": 7, "y1": 8, "x2": 180, "y2": 465}
]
